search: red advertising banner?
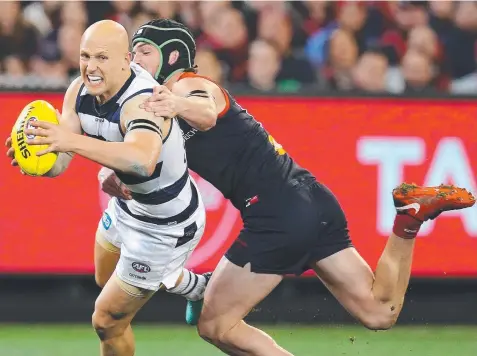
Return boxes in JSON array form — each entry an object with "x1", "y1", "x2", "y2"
[{"x1": 1, "y1": 93, "x2": 476, "y2": 277}]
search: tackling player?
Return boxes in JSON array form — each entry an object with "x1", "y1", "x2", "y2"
[
  {"x1": 100, "y1": 19, "x2": 475, "y2": 355},
  {"x1": 5, "y1": 20, "x2": 210, "y2": 356}
]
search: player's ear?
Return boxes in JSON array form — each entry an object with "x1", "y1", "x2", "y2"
[{"x1": 122, "y1": 53, "x2": 131, "y2": 71}]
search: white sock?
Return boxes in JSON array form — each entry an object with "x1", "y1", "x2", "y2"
[{"x1": 167, "y1": 268, "x2": 206, "y2": 301}]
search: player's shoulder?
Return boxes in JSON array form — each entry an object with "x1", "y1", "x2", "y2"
[
  {"x1": 67, "y1": 76, "x2": 85, "y2": 96},
  {"x1": 64, "y1": 76, "x2": 85, "y2": 108},
  {"x1": 130, "y1": 62, "x2": 157, "y2": 88},
  {"x1": 121, "y1": 62, "x2": 156, "y2": 103},
  {"x1": 173, "y1": 72, "x2": 222, "y2": 97}
]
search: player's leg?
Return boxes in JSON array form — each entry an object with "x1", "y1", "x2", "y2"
[
  {"x1": 196, "y1": 180, "x2": 324, "y2": 355},
  {"x1": 312, "y1": 245, "x2": 408, "y2": 329},
  {"x1": 197, "y1": 257, "x2": 292, "y2": 356},
  {"x1": 95, "y1": 226, "x2": 208, "y2": 298},
  {"x1": 92, "y1": 273, "x2": 154, "y2": 356},
  {"x1": 95, "y1": 233, "x2": 120, "y2": 288},
  {"x1": 311, "y1": 183, "x2": 475, "y2": 330},
  {"x1": 95, "y1": 207, "x2": 123, "y2": 288}
]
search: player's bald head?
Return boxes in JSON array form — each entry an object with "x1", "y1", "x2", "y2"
[
  {"x1": 79, "y1": 20, "x2": 132, "y2": 100},
  {"x1": 81, "y1": 20, "x2": 129, "y2": 54}
]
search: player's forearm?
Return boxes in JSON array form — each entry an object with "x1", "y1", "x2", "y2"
[
  {"x1": 177, "y1": 97, "x2": 217, "y2": 131},
  {"x1": 70, "y1": 134, "x2": 155, "y2": 177},
  {"x1": 44, "y1": 152, "x2": 74, "y2": 178}
]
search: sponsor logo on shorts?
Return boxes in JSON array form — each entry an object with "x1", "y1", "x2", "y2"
[
  {"x1": 132, "y1": 262, "x2": 151, "y2": 273},
  {"x1": 102, "y1": 212, "x2": 112, "y2": 230},
  {"x1": 129, "y1": 273, "x2": 146, "y2": 280}
]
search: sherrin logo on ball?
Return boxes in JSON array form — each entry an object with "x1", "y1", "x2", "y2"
[{"x1": 10, "y1": 100, "x2": 59, "y2": 176}]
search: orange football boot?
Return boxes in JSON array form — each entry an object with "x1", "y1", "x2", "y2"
[{"x1": 393, "y1": 183, "x2": 475, "y2": 222}]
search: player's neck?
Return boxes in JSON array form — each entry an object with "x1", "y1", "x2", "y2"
[
  {"x1": 97, "y1": 68, "x2": 133, "y2": 104},
  {"x1": 163, "y1": 70, "x2": 184, "y2": 90}
]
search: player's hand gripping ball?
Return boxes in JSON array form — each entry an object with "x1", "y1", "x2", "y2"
[{"x1": 10, "y1": 100, "x2": 59, "y2": 176}]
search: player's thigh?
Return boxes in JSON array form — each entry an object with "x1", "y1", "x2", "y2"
[
  {"x1": 95, "y1": 207, "x2": 122, "y2": 287},
  {"x1": 94, "y1": 233, "x2": 120, "y2": 288},
  {"x1": 199, "y1": 256, "x2": 283, "y2": 334},
  {"x1": 93, "y1": 274, "x2": 154, "y2": 336},
  {"x1": 311, "y1": 247, "x2": 378, "y2": 323}
]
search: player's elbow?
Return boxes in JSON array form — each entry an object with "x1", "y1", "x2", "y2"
[
  {"x1": 197, "y1": 110, "x2": 217, "y2": 131},
  {"x1": 131, "y1": 159, "x2": 156, "y2": 178},
  {"x1": 128, "y1": 154, "x2": 156, "y2": 177}
]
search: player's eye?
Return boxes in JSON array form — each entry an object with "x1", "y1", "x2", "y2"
[
  {"x1": 143, "y1": 52, "x2": 150, "y2": 55},
  {"x1": 99, "y1": 55, "x2": 108, "y2": 61},
  {"x1": 80, "y1": 54, "x2": 89, "y2": 59}
]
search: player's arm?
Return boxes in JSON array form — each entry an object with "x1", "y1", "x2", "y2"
[
  {"x1": 172, "y1": 77, "x2": 225, "y2": 131},
  {"x1": 44, "y1": 77, "x2": 84, "y2": 177},
  {"x1": 143, "y1": 78, "x2": 225, "y2": 131},
  {"x1": 68, "y1": 95, "x2": 164, "y2": 177}
]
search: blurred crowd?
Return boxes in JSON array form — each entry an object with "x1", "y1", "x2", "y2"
[{"x1": 0, "y1": 0, "x2": 476, "y2": 94}]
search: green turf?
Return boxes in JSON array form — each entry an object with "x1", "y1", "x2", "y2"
[{"x1": 0, "y1": 324, "x2": 475, "y2": 355}]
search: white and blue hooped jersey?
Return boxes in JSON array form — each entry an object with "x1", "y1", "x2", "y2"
[{"x1": 75, "y1": 62, "x2": 199, "y2": 226}]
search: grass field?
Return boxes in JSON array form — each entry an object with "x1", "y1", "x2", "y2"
[{"x1": 0, "y1": 324, "x2": 475, "y2": 356}]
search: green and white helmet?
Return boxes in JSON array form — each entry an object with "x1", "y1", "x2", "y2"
[{"x1": 132, "y1": 19, "x2": 197, "y2": 84}]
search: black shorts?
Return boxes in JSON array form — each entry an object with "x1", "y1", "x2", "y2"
[{"x1": 225, "y1": 178, "x2": 353, "y2": 275}]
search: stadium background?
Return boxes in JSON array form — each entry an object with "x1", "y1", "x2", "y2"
[{"x1": 0, "y1": 1, "x2": 476, "y2": 355}]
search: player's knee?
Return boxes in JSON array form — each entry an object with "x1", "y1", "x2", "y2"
[
  {"x1": 197, "y1": 319, "x2": 221, "y2": 344},
  {"x1": 360, "y1": 313, "x2": 396, "y2": 331},
  {"x1": 92, "y1": 309, "x2": 128, "y2": 341}
]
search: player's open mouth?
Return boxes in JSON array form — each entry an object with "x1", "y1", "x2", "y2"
[{"x1": 87, "y1": 75, "x2": 103, "y2": 86}]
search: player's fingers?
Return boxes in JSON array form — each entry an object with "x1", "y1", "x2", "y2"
[
  {"x1": 102, "y1": 181, "x2": 123, "y2": 197},
  {"x1": 11, "y1": 159, "x2": 18, "y2": 166},
  {"x1": 36, "y1": 146, "x2": 54, "y2": 156},
  {"x1": 154, "y1": 110, "x2": 173, "y2": 118},
  {"x1": 24, "y1": 128, "x2": 47, "y2": 138},
  {"x1": 29, "y1": 120, "x2": 51, "y2": 129},
  {"x1": 120, "y1": 186, "x2": 132, "y2": 200},
  {"x1": 7, "y1": 147, "x2": 14, "y2": 157},
  {"x1": 102, "y1": 175, "x2": 125, "y2": 197},
  {"x1": 142, "y1": 94, "x2": 169, "y2": 107},
  {"x1": 5, "y1": 136, "x2": 11, "y2": 147},
  {"x1": 27, "y1": 135, "x2": 52, "y2": 146}
]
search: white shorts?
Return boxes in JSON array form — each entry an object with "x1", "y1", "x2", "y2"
[{"x1": 97, "y1": 196, "x2": 206, "y2": 291}]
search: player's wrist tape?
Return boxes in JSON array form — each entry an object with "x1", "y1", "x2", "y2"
[
  {"x1": 126, "y1": 119, "x2": 163, "y2": 139},
  {"x1": 186, "y1": 90, "x2": 210, "y2": 99}
]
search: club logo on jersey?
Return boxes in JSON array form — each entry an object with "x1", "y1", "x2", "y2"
[
  {"x1": 132, "y1": 262, "x2": 151, "y2": 273},
  {"x1": 245, "y1": 195, "x2": 259, "y2": 208},
  {"x1": 25, "y1": 117, "x2": 38, "y2": 139},
  {"x1": 168, "y1": 50, "x2": 179, "y2": 65},
  {"x1": 102, "y1": 212, "x2": 112, "y2": 230}
]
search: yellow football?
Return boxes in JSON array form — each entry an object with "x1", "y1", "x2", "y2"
[{"x1": 10, "y1": 100, "x2": 59, "y2": 176}]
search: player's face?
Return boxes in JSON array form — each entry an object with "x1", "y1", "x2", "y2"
[
  {"x1": 132, "y1": 42, "x2": 161, "y2": 79},
  {"x1": 80, "y1": 37, "x2": 129, "y2": 97}
]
